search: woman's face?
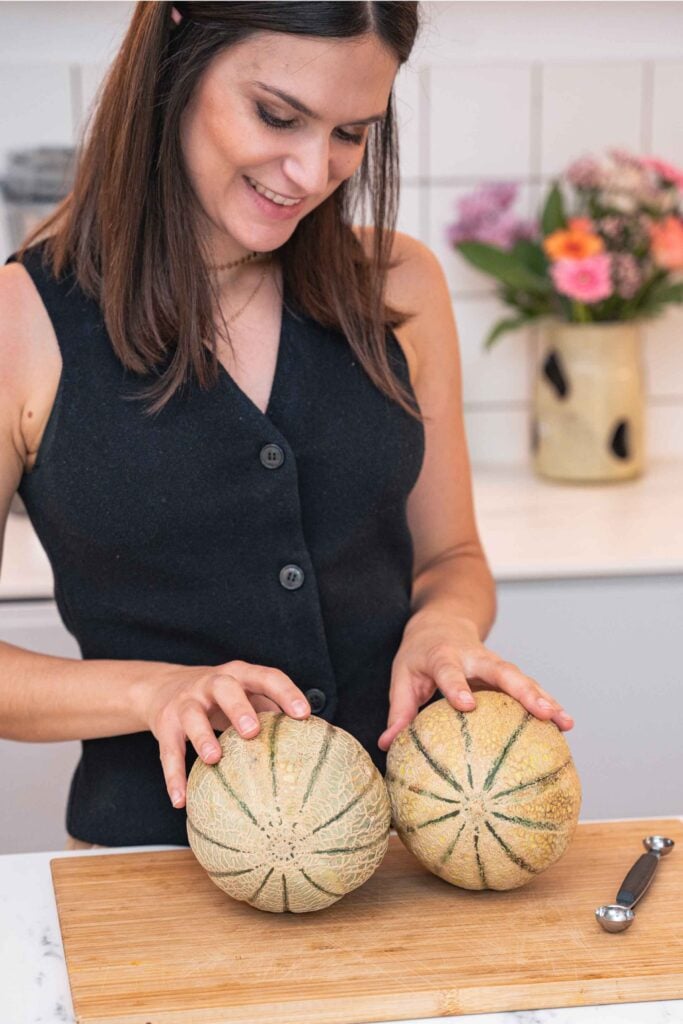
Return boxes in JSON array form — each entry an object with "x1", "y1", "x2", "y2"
[{"x1": 179, "y1": 30, "x2": 399, "y2": 261}]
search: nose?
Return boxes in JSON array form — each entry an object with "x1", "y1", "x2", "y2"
[{"x1": 282, "y1": 134, "x2": 330, "y2": 198}]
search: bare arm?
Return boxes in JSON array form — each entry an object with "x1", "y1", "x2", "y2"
[
  {"x1": 374, "y1": 235, "x2": 574, "y2": 750},
  {"x1": 0, "y1": 265, "x2": 311, "y2": 807}
]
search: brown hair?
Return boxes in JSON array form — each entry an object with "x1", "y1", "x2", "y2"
[{"x1": 17, "y1": 1, "x2": 422, "y2": 419}]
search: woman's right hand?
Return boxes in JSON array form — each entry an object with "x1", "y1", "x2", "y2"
[{"x1": 134, "y1": 661, "x2": 311, "y2": 809}]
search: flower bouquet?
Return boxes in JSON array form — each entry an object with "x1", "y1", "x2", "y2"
[
  {"x1": 446, "y1": 149, "x2": 683, "y2": 482},
  {"x1": 446, "y1": 147, "x2": 683, "y2": 348}
]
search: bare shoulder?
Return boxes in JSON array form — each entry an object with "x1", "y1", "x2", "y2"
[
  {"x1": 352, "y1": 226, "x2": 452, "y2": 388},
  {"x1": 0, "y1": 263, "x2": 36, "y2": 423},
  {"x1": 353, "y1": 225, "x2": 444, "y2": 311},
  {"x1": 0, "y1": 261, "x2": 62, "y2": 470}
]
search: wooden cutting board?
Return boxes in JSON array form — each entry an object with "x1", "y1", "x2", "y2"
[{"x1": 51, "y1": 817, "x2": 683, "y2": 1024}]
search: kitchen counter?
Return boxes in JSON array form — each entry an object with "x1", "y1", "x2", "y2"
[
  {"x1": 2, "y1": 819, "x2": 682, "y2": 1024},
  {"x1": 2, "y1": 457, "x2": 683, "y2": 600}
]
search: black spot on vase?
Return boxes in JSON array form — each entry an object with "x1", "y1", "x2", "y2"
[
  {"x1": 610, "y1": 420, "x2": 630, "y2": 460},
  {"x1": 542, "y1": 350, "x2": 569, "y2": 399}
]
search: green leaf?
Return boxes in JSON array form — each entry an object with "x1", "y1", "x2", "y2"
[
  {"x1": 510, "y1": 239, "x2": 548, "y2": 276},
  {"x1": 484, "y1": 313, "x2": 537, "y2": 348},
  {"x1": 646, "y1": 280, "x2": 683, "y2": 305},
  {"x1": 541, "y1": 181, "x2": 567, "y2": 236},
  {"x1": 456, "y1": 241, "x2": 551, "y2": 294}
]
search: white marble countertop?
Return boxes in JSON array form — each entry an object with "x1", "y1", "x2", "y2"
[
  {"x1": 2, "y1": 458, "x2": 683, "y2": 601},
  {"x1": 470, "y1": 456, "x2": 683, "y2": 581},
  {"x1": 2, "y1": 818, "x2": 681, "y2": 1024}
]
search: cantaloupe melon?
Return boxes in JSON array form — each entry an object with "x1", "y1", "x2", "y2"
[
  {"x1": 386, "y1": 691, "x2": 581, "y2": 890},
  {"x1": 186, "y1": 710, "x2": 391, "y2": 913}
]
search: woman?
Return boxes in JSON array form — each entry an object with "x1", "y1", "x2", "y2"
[{"x1": 0, "y1": 2, "x2": 573, "y2": 850}]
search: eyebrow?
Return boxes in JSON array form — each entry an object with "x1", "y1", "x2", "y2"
[{"x1": 251, "y1": 80, "x2": 387, "y2": 126}]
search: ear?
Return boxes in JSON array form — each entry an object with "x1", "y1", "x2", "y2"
[{"x1": 171, "y1": 6, "x2": 182, "y2": 25}]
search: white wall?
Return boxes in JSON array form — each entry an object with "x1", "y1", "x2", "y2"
[{"x1": 1, "y1": 2, "x2": 683, "y2": 465}]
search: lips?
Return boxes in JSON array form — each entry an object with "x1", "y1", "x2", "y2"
[{"x1": 245, "y1": 175, "x2": 304, "y2": 205}]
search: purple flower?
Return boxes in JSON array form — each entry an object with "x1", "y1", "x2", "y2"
[{"x1": 446, "y1": 182, "x2": 538, "y2": 251}]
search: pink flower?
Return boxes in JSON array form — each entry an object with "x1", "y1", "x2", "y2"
[
  {"x1": 551, "y1": 253, "x2": 613, "y2": 303},
  {"x1": 611, "y1": 253, "x2": 643, "y2": 299},
  {"x1": 608, "y1": 147, "x2": 644, "y2": 170},
  {"x1": 565, "y1": 156, "x2": 605, "y2": 190},
  {"x1": 639, "y1": 155, "x2": 683, "y2": 190}
]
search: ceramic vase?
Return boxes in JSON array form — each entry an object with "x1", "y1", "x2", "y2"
[{"x1": 532, "y1": 320, "x2": 645, "y2": 482}]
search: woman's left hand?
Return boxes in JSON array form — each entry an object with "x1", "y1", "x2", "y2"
[{"x1": 377, "y1": 611, "x2": 574, "y2": 752}]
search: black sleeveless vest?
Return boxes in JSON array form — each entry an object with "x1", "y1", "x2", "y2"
[{"x1": 6, "y1": 241, "x2": 428, "y2": 846}]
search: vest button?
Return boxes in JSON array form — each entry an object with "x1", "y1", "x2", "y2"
[
  {"x1": 305, "y1": 688, "x2": 327, "y2": 713},
  {"x1": 260, "y1": 443, "x2": 285, "y2": 469},
  {"x1": 279, "y1": 564, "x2": 304, "y2": 590}
]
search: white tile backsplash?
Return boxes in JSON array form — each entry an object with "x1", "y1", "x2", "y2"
[
  {"x1": 428, "y1": 63, "x2": 534, "y2": 178},
  {"x1": 396, "y1": 182, "x2": 421, "y2": 238},
  {"x1": 651, "y1": 60, "x2": 683, "y2": 168},
  {"x1": 0, "y1": 64, "x2": 73, "y2": 170},
  {"x1": 394, "y1": 63, "x2": 422, "y2": 181},
  {"x1": 540, "y1": 61, "x2": 644, "y2": 177},
  {"x1": 646, "y1": 402, "x2": 683, "y2": 460},
  {"x1": 76, "y1": 63, "x2": 111, "y2": 143},
  {"x1": 464, "y1": 406, "x2": 531, "y2": 466},
  {"x1": 642, "y1": 308, "x2": 683, "y2": 400},
  {"x1": 454, "y1": 297, "x2": 534, "y2": 406},
  {"x1": 2, "y1": 2, "x2": 683, "y2": 464}
]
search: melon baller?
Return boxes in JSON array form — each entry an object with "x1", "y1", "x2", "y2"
[{"x1": 595, "y1": 835, "x2": 675, "y2": 932}]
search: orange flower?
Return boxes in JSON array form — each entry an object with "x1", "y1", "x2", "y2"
[
  {"x1": 648, "y1": 215, "x2": 683, "y2": 270},
  {"x1": 543, "y1": 227, "x2": 605, "y2": 261}
]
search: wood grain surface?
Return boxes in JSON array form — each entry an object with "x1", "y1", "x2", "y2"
[{"x1": 51, "y1": 817, "x2": 683, "y2": 1024}]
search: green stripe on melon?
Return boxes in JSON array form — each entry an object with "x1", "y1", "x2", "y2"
[
  {"x1": 386, "y1": 691, "x2": 581, "y2": 890},
  {"x1": 186, "y1": 711, "x2": 390, "y2": 913}
]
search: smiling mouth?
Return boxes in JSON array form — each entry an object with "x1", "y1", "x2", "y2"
[{"x1": 244, "y1": 175, "x2": 305, "y2": 206}]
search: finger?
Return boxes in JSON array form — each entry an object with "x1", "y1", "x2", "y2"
[
  {"x1": 209, "y1": 674, "x2": 262, "y2": 738},
  {"x1": 377, "y1": 669, "x2": 421, "y2": 752},
  {"x1": 469, "y1": 655, "x2": 574, "y2": 730},
  {"x1": 222, "y1": 661, "x2": 310, "y2": 718},
  {"x1": 207, "y1": 707, "x2": 231, "y2": 731},
  {"x1": 427, "y1": 647, "x2": 476, "y2": 711},
  {"x1": 158, "y1": 725, "x2": 190, "y2": 809},
  {"x1": 249, "y1": 694, "x2": 282, "y2": 714},
  {"x1": 179, "y1": 698, "x2": 232, "y2": 763}
]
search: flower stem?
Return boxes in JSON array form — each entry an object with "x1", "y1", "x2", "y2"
[{"x1": 572, "y1": 299, "x2": 591, "y2": 323}]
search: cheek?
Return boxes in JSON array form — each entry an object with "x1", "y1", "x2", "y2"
[{"x1": 330, "y1": 146, "x2": 366, "y2": 184}]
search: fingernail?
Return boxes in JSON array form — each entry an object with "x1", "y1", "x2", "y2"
[
  {"x1": 201, "y1": 743, "x2": 219, "y2": 760},
  {"x1": 292, "y1": 700, "x2": 308, "y2": 716},
  {"x1": 537, "y1": 698, "x2": 553, "y2": 710},
  {"x1": 239, "y1": 715, "x2": 258, "y2": 732},
  {"x1": 458, "y1": 691, "x2": 475, "y2": 705},
  {"x1": 171, "y1": 789, "x2": 183, "y2": 807}
]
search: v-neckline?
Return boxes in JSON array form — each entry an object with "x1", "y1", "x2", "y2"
[{"x1": 214, "y1": 281, "x2": 289, "y2": 425}]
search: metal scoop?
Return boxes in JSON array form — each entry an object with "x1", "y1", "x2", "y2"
[{"x1": 595, "y1": 835, "x2": 674, "y2": 932}]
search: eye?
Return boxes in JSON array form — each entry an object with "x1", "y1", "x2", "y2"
[
  {"x1": 335, "y1": 127, "x2": 365, "y2": 146},
  {"x1": 256, "y1": 102, "x2": 295, "y2": 131},
  {"x1": 255, "y1": 102, "x2": 366, "y2": 147}
]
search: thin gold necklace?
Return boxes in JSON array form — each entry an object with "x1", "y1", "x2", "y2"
[
  {"x1": 208, "y1": 250, "x2": 266, "y2": 272},
  {"x1": 223, "y1": 257, "x2": 272, "y2": 324}
]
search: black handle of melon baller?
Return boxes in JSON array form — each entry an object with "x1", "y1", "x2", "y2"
[{"x1": 616, "y1": 851, "x2": 660, "y2": 909}]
